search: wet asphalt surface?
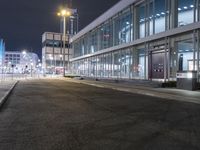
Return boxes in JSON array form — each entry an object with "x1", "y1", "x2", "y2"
[{"x1": 0, "y1": 79, "x2": 200, "y2": 150}]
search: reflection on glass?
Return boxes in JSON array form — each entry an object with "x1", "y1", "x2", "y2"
[
  {"x1": 149, "y1": 1, "x2": 154, "y2": 35},
  {"x1": 114, "y1": 16, "x2": 121, "y2": 46},
  {"x1": 138, "y1": 49, "x2": 145, "y2": 78},
  {"x1": 138, "y1": 5, "x2": 145, "y2": 38},
  {"x1": 134, "y1": 48, "x2": 145, "y2": 79},
  {"x1": 121, "y1": 49, "x2": 131, "y2": 78},
  {"x1": 90, "y1": 30, "x2": 98, "y2": 53},
  {"x1": 177, "y1": 40, "x2": 194, "y2": 71},
  {"x1": 113, "y1": 51, "x2": 120, "y2": 78},
  {"x1": 178, "y1": 0, "x2": 194, "y2": 27},
  {"x1": 154, "y1": 0, "x2": 166, "y2": 33},
  {"x1": 121, "y1": 9, "x2": 132, "y2": 44}
]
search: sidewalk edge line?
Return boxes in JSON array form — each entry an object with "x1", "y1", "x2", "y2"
[
  {"x1": 62, "y1": 78, "x2": 200, "y2": 104},
  {"x1": 0, "y1": 81, "x2": 19, "y2": 109}
]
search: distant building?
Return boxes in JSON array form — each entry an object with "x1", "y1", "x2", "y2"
[
  {"x1": 0, "y1": 39, "x2": 5, "y2": 69},
  {"x1": 60, "y1": 8, "x2": 79, "y2": 35},
  {"x1": 4, "y1": 51, "x2": 39, "y2": 74},
  {"x1": 42, "y1": 32, "x2": 73, "y2": 74}
]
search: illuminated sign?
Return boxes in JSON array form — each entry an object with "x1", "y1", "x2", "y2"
[{"x1": 176, "y1": 72, "x2": 197, "y2": 79}]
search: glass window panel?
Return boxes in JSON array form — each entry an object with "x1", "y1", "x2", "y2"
[
  {"x1": 121, "y1": 8, "x2": 132, "y2": 44},
  {"x1": 94, "y1": 57, "x2": 98, "y2": 77},
  {"x1": 121, "y1": 50, "x2": 126, "y2": 78},
  {"x1": 129, "y1": 7, "x2": 134, "y2": 42},
  {"x1": 90, "y1": 29, "x2": 98, "y2": 53},
  {"x1": 120, "y1": 49, "x2": 130, "y2": 78},
  {"x1": 138, "y1": 4, "x2": 145, "y2": 38},
  {"x1": 129, "y1": 49, "x2": 134, "y2": 79},
  {"x1": 113, "y1": 51, "x2": 120, "y2": 78},
  {"x1": 97, "y1": 56, "x2": 100, "y2": 77},
  {"x1": 138, "y1": 48, "x2": 145, "y2": 78},
  {"x1": 88, "y1": 58, "x2": 91, "y2": 77},
  {"x1": 103, "y1": 22, "x2": 112, "y2": 49},
  {"x1": 81, "y1": 38, "x2": 85, "y2": 56},
  {"x1": 107, "y1": 53, "x2": 112, "y2": 78},
  {"x1": 134, "y1": 48, "x2": 145, "y2": 79},
  {"x1": 114, "y1": 15, "x2": 121, "y2": 46},
  {"x1": 85, "y1": 35, "x2": 89, "y2": 55},
  {"x1": 126, "y1": 49, "x2": 131, "y2": 78},
  {"x1": 104, "y1": 54, "x2": 109, "y2": 78},
  {"x1": 177, "y1": 40, "x2": 195, "y2": 71},
  {"x1": 121, "y1": 16, "x2": 127, "y2": 43},
  {"x1": 99, "y1": 26, "x2": 104, "y2": 50},
  {"x1": 154, "y1": 0, "x2": 166, "y2": 33},
  {"x1": 178, "y1": 0, "x2": 194, "y2": 27},
  {"x1": 109, "y1": 21, "x2": 114, "y2": 47},
  {"x1": 149, "y1": 1, "x2": 154, "y2": 35},
  {"x1": 198, "y1": 1, "x2": 200, "y2": 22},
  {"x1": 100, "y1": 55, "x2": 104, "y2": 77}
]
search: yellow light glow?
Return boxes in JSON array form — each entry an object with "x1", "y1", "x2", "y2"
[
  {"x1": 61, "y1": 9, "x2": 67, "y2": 16},
  {"x1": 66, "y1": 11, "x2": 71, "y2": 16},
  {"x1": 57, "y1": 9, "x2": 71, "y2": 17}
]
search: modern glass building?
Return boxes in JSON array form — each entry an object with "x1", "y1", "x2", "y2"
[{"x1": 70, "y1": 0, "x2": 200, "y2": 82}]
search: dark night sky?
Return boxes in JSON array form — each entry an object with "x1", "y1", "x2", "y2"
[{"x1": 0, "y1": 0, "x2": 120, "y2": 58}]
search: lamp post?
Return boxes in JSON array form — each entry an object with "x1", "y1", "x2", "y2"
[{"x1": 57, "y1": 9, "x2": 71, "y2": 77}]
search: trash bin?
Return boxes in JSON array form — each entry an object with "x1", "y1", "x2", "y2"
[{"x1": 176, "y1": 71, "x2": 198, "y2": 91}]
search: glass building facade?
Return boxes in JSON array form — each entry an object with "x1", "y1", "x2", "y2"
[{"x1": 71, "y1": 0, "x2": 200, "y2": 82}]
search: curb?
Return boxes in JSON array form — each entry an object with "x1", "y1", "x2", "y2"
[
  {"x1": 109, "y1": 86, "x2": 200, "y2": 104},
  {"x1": 61, "y1": 78, "x2": 200, "y2": 104},
  {"x1": 0, "y1": 81, "x2": 19, "y2": 109}
]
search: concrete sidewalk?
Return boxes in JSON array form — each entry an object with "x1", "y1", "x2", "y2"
[
  {"x1": 62, "y1": 78, "x2": 200, "y2": 104},
  {"x1": 0, "y1": 80, "x2": 18, "y2": 108}
]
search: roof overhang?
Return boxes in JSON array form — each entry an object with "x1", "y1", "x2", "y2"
[{"x1": 71, "y1": 0, "x2": 137, "y2": 42}]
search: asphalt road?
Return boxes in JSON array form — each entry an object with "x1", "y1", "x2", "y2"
[{"x1": 0, "y1": 79, "x2": 200, "y2": 150}]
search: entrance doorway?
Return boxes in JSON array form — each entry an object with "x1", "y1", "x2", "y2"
[{"x1": 149, "y1": 48, "x2": 168, "y2": 80}]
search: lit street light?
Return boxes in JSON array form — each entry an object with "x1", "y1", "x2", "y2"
[
  {"x1": 22, "y1": 50, "x2": 27, "y2": 55},
  {"x1": 57, "y1": 8, "x2": 71, "y2": 77}
]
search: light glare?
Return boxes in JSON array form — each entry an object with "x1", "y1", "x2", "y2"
[{"x1": 61, "y1": 10, "x2": 67, "y2": 16}]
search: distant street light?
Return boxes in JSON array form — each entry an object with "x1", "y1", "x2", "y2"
[
  {"x1": 22, "y1": 50, "x2": 27, "y2": 55},
  {"x1": 57, "y1": 8, "x2": 71, "y2": 77}
]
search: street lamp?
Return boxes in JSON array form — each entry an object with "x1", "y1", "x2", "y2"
[
  {"x1": 57, "y1": 9, "x2": 71, "y2": 77},
  {"x1": 22, "y1": 50, "x2": 27, "y2": 55}
]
